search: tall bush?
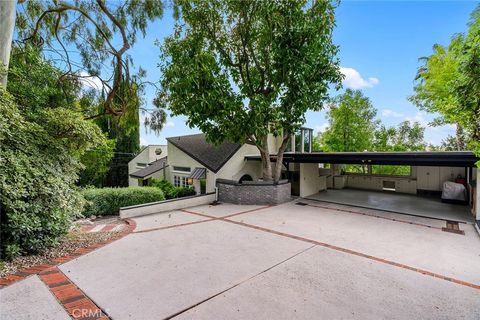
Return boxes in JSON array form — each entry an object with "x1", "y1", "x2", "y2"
[
  {"x1": 81, "y1": 187, "x2": 165, "y2": 217},
  {"x1": 0, "y1": 91, "x2": 104, "y2": 260},
  {"x1": 149, "y1": 179, "x2": 196, "y2": 199}
]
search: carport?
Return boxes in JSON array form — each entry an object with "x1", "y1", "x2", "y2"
[{"x1": 246, "y1": 151, "x2": 479, "y2": 223}]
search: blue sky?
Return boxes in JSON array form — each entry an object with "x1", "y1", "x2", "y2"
[{"x1": 123, "y1": 1, "x2": 478, "y2": 146}]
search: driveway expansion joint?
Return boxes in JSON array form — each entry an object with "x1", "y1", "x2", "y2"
[
  {"x1": 181, "y1": 207, "x2": 480, "y2": 290},
  {"x1": 163, "y1": 244, "x2": 316, "y2": 320},
  {"x1": 132, "y1": 206, "x2": 270, "y2": 234},
  {"x1": 302, "y1": 201, "x2": 444, "y2": 231}
]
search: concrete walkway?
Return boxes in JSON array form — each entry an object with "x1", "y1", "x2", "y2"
[
  {"x1": 1, "y1": 202, "x2": 479, "y2": 319},
  {"x1": 0, "y1": 276, "x2": 70, "y2": 320}
]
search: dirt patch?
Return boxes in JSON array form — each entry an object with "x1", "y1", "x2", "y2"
[{"x1": 0, "y1": 229, "x2": 121, "y2": 278}]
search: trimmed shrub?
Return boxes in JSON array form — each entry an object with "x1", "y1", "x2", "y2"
[
  {"x1": 149, "y1": 179, "x2": 196, "y2": 199},
  {"x1": 81, "y1": 187, "x2": 165, "y2": 217}
]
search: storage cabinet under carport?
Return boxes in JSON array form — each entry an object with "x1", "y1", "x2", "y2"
[
  {"x1": 416, "y1": 166, "x2": 465, "y2": 191},
  {"x1": 417, "y1": 166, "x2": 440, "y2": 191}
]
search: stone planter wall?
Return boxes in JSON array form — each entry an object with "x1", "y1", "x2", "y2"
[{"x1": 216, "y1": 179, "x2": 291, "y2": 205}]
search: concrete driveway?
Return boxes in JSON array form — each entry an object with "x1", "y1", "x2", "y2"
[{"x1": 2, "y1": 200, "x2": 480, "y2": 319}]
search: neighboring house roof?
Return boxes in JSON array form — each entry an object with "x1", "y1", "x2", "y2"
[
  {"x1": 167, "y1": 134, "x2": 241, "y2": 173},
  {"x1": 189, "y1": 167, "x2": 206, "y2": 180},
  {"x1": 130, "y1": 156, "x2": 168, "y2": 179}
]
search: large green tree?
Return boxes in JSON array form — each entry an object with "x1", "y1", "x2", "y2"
[
  {"x1": 98, "y1": 80, "x2": 142, "y2": 187},
  {"x1": 158, "y1": 0, "x2": 342, "y2": 182},
  {"x1": 373, "y1": 121, "x2": 426, "y2": 152},
  {"x1": 410, "y1": 5, "x2": 480, "y2": 155},
  {"x1": 9, "y1": 1, "x2": 167, "y2": 186},
  {"x1": 14, "y1": 0, "x2": 164, "y2": 120},
  {"x1": 320, "y1": 89, "x2": 378, "y2": 152},
  {"x1": 8, "y1": 46, "x2": 116, "y2": 188},
  {"x1": 1, "y1": 45, "x2": 110, "y2": 259}
]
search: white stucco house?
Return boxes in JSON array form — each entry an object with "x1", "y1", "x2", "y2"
[
  {"x1": 128, "y1": 132, "x2": 480, "y2": 224},
  {"x1": 129, "y1": 133, "x2": 263, "y2": 193},
  {"x1": 128, "y1": 144, "x2": 168, "y2": 186}
]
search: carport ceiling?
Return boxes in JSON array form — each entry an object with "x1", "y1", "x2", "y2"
[{"x1": 245, "y1": 151, "x2": 478, "y2": 167}]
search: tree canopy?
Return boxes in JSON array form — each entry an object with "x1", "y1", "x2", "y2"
[
  {"x1": 158, "y1": 0, "x2": 342, "y2": 181},
  {"x1": 317, "y1": 89, "x2": 427, "y2": 153},
  {"x1": 320, "y1": 89, "x2": 378, "y2": 152},
  {"x1": 410, "y1": 4, "x2": 480, "y2": 155},
  {"x1": 14, "y1": 0, "x2": 164, "y2": 119},
  {"x1": 373, "y1": 121, "x2": 426, "y2": 152}
]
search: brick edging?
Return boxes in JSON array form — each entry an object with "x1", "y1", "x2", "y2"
[
  {"x1": 0, "y1": 219, "x2": 136, "y2": 289},
  {"x1": 39, "y1": 267, "x2": 110, "y2": 319}
]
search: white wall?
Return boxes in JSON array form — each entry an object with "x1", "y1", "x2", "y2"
[
  {"x1": 128, "y1": 145, "x2": 168, "y2": 186},
  {"x1": 216, "y1": 144, "x2": 261, "y2": 183},
  {"x1": 120, "y1": 193, "x2": 216, "y2": 218},
  {"x1": 299, "y1": 163, "x2": 326, "y2": 197},
  {"x1": 166, "y1": 143, "x2": 203, "y2": 190},
  {"x1": 166, "y1": 142, "x2": 262, "y2": 193}
]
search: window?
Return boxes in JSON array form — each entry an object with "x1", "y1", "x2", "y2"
[
  {"x1": 174, "y1": 175, "x2": 188, "y2": 187},
  {"x1": 136, "y1": 162, "x2": 147, "y2": 168},
  {"x1": 345, "y1": 164, "x2": 369, "y2": 174},
  {"x1": 371, "y1": 165, "x2": 411, "y2": 176},
  {"x1": 173, "y1": 166, "x2": 191, "y2": 173}
]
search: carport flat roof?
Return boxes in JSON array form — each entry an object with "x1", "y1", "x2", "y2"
[{"x1": 245, "y1": 151, "x2": 478, "y2": 167}]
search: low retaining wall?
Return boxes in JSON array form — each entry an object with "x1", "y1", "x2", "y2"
[
  {"x1": 119, "y1": 193, "x2": 216, "y2": 219},
  {"x1": 216, "y1": 179, "x2": 291, "y2": 205}
]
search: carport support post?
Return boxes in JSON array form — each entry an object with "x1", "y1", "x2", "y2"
[{"x1": 476, "y1": 168, "x2": 480, "y2": 221}]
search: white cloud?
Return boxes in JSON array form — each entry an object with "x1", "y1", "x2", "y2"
[
  {"x1": 78, "y1": 71, "x2": 103, "y2": 90},
  {"x1": 140, "y1": 137, "x2": 149, "y2": 146},
  {"x1": 165, "y1": 121, "x2": 175, "y2": 128},
  {"x1": 404, "y1": 111, "x2": 429, "y2": 127},
  {"x1": 340, "y1": 67, "x2": 379, "y2": 89},
  {"x1": 424, "y1": 124, "x2": 456, "y2": 146},
  {"x1": 314, "y1": 123, "x2": 329, "y2": 134},
  {"x1": 382, "y1": 109, "x2": 403, "y2": 118}
]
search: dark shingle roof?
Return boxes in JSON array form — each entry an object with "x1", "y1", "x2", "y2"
[
  {"x1": 167, "y1": 134, "x2": 241, "y2": 173},
  {"x1": 130, "y1": 156, "x2": 168, "y2": 179}
]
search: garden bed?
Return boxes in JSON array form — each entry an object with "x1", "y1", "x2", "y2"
[{"x1": 0, "y1": 226, "x2": 124, "y2": 278}]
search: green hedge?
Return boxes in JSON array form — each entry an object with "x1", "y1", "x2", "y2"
[
  {"x1": 148, "y1": 179, "x2": 196, "y2": 199},
  {"x1": 81, "y1": 187, "x2": 165, "y2": 216},
  {"x1": 0, "y1": 91, "x2": 105, "y2": 260}
]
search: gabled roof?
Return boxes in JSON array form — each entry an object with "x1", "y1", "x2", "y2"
[
  {"x1": 167, "y1": 134, "x2": 241, "y2": 173},
  {"x1": 130, "y1": 156, "x2": 168, "y2": 178}
]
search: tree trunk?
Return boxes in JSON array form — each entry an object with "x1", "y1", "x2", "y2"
[
  {"x1": 456, "y1": 124, "x2": 465, "y2": 151},
  {"x1": 273, "y1": 135, "x2": 291, "y2": 183},
  {"x1": 257, "y1": 135, "x2": 273, "y2": 181},
  {"x1": 0, "y1": 0, "x2": 16, "y2": 88}
]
